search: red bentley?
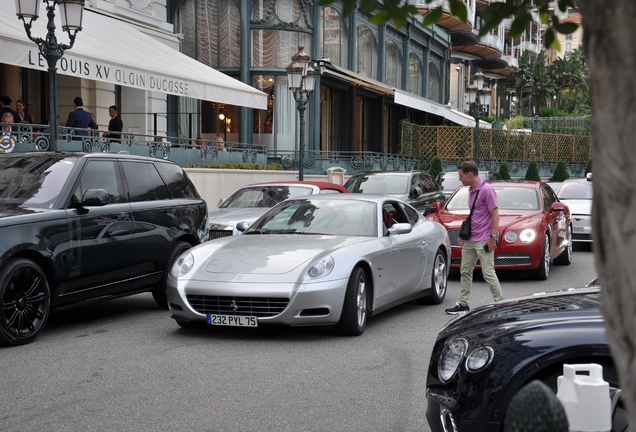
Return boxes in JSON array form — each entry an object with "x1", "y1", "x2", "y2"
[{"x1": 426, "y1": 181, "x2": 572, "y2": 280}]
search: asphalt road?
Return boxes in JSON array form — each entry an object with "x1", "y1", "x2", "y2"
[{"x1": 0, "y1": 244, "x2": 597, "y2": 432}]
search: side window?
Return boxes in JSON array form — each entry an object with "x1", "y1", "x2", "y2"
[
  {"x1": 154, "y1": 162, "x2": 199, "y2": 199},
  {"x1": 541, "y1": 186, "x2": 556, "y2": 210},
  {"x1": 411, "y1": 175, "x2": 423, "y2": 194},
  {"x1": 73, "y1": 160, "x2": 122, "y2": 204},
  {"x1": 401, "y1": 203, "x2": 421, "y2": 225},
  {"x1": 420, "y1": 174, "x2": 439, "y2": 193},
  {"x1": 122, "y1": 161, "x2": 171, "y2": 202}
]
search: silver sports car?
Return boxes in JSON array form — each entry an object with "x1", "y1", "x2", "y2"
[{"x1": 166, "y1": 195, "x2": 451, "y2": 335}]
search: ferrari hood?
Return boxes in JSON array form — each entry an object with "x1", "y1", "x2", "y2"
[
  {"x1": 208, "y1": 208, "x2": 270, "y2": 225},
  {"x1": 204, "y1": 234, "x2": 363, "y2": 274}
]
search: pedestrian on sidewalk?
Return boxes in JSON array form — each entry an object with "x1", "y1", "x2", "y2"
[{"x1": 445, "y1": 160, "x2": 503, "y2": 314}]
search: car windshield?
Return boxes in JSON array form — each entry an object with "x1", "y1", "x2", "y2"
[
  {"x1": 0, "y1": 154, "x2": 78, "y2": 209},
  {"x1": 245, "y1": 198, "x2": 378, "y2": 237},
  {"x1": 446, "y1": 186, "x2": 540, "y2": 211},
  {"x1": 439, "y1": 174, "x2": 462, "y2": 191},
  {"x1": 219, "y1": 185, "x2": 313, "y2": 208},
  {"x1": 346, "y1": 174, "x2": 409, "y2": 194},
  {"x1": 557, "y1": 182, "x2": 593, "y2": 200}
]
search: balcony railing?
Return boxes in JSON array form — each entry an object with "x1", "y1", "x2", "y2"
[{"x1": 501, "y1": 54, "x2": 519, "y2": 68}]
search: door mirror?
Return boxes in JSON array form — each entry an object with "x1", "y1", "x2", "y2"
[
  {"x1": 549, "y1": 202, "x2": 567, "y2": 213},
  {"x1": 236, "y1": 221, "x2": 251, "y2": 232},
  {"x1": 429, "y1": 201, "x2": 441, "y2": 213},
  {"x1": 388, "y1": 223, "x2": 413, "y2": 235},
  {"x1": 80, "y1": 189, "x2": 109, "y2": 207}
]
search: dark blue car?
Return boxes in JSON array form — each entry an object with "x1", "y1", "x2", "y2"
[{"x1": 425, "y1": 285, "x2": 627, "y2": 432}]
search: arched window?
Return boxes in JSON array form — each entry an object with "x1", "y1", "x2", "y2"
[
  {"x1": 175, "y1": 0, "x2": 241, "y2": 68},
  {"x1": 409, "y1": 53, "x2": 422, "y2": 95},
  {"x1": 428, "y1": 63, "x2": 441, "y2": 103},
  {"x1": 321, "y1": 7, "x2": 348, "y2": 67},
  {"x1": 385, "y1": 40, "x2": 401, "y2": 87},
  {"x1": 357, "y1": 25, "x2": 377, "y2": 79}
]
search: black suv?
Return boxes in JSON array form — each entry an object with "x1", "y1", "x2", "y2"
[
  {"x1": 0, "y1": 152, "x2": 208, "y2": 346},
  {"x1": 344, "y1": 170, "x2": 445, "y2": 215}
]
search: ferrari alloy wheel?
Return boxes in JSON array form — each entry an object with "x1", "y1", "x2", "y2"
[
  {"x1": 417, "y1": 249, "x2": 447, "y2": 305},
  {"x1": 153, "y1": 241, "x2": 192, "y2": 309},
  {"x1": 531, "y1": 234, "x2": 550, "y2": 280},
  {"x1": 554, "y1": 225, "x2": 573, "y2": 266},
  {"x1": 337, "y1": 266, "x2": 368, "y2": 336},
  {"x1": 0, "y1": 258, "x2": 51, "y2": 346}
]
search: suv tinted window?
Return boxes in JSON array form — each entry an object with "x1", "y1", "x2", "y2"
[
  {"x1": 122, "y1": 161, "x2": 171, "y2": 202},
  {"x1": 420, "y1": 173, "x2": 439, "y2": 193},
  {"x1": 73, "y1": 160, "x2": 122, "y2": 204},
  {"x1": 154, "y1": 162, "x2": 199, "y2": 199}
]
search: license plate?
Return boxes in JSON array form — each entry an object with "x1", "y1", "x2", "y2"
[
  {"x1": 573, "y1": 226, "x2": 585, "y2": 232},
  {"x1": 207, "y1": 314, "x2": 258, "y2": 327}
]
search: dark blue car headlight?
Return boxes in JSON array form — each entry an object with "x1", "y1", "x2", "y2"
[
  {"x1": 438, "y1": 338, "x2": 468, "y2": 383},
  {"x1": 465, "y1": 346, "x2": 494, "y2": 372}
]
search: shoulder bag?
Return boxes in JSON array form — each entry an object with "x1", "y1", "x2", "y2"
[{"x1": 459, "y1": 190, "x2": 479, "y2": 241}]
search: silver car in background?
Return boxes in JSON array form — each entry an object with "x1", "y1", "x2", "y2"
[
  {"x1": 555, "y1": 175, "x2": 593, "y2": 242},
  {"x1": 208, "y1": 181, "x2": 349, "y2": 239},
  {"x1": 167, "y1": 195, "x2": 451, "y2": 336}
]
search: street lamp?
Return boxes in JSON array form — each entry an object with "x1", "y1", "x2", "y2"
[
  {"x1": 466, "y1": 71, "x2": 491, "y2": 164},
  {"x1": 455, "y1": 65, "x2": 462, "y2": 111},
  {"x1": 286, "y1": 46, "x2": 318, "y2": 181},
  {"x1": 15, "y1": 0, "x2": 85, "y2": 152}
]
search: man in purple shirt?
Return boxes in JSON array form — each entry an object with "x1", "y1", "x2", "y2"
[{"x1": 445, "y1": 161, "x2": 503, "y2": 314}]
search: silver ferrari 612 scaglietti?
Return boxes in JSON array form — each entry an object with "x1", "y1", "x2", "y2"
[{"x1": 166, "y1": 194, "x2": 451, "y2": 336}]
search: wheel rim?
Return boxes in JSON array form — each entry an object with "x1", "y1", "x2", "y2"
[
  {"x1": 2, "y1": 267, "x2": 48, "y2": 338},
  {"x1": 356, "y1": 274, "x2": 367, "y2": 327},
  {"x1": 543, "y1": 235, "x2": 550, "y2": 277},
  {"x1": 433, "y1": 254, "x2": 447, "y2": 297}
]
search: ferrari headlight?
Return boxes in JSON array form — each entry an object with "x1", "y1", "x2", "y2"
[
  {"x1": 171, "y1": 252, "x2": 195, "y2": 278},
  {"x1": 504, "y1": 231, "x2": 518, "y2": 243},
  {"x1": 466, "y1": 347, "x2": 494, "y2": 372},
  {"x1": 438, "y1": 338, "x2": 468, "y2": 383},
  {"x1": 519, "y1": 229, "x2": 536, "y2": 243},
  {"x1": 306, "y1": 255, "x2": 335, "y2": 279}
]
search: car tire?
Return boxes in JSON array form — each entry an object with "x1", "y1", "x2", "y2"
[
  {"x1": 530, "y1": 234, "x2": 550, "y2": 281},
  {"x1": 554, "y1": 225, "x2": 573, "y2": 266},
  {"x1": 336, "y1": 266, "x2": 368, "y2": 336},
  {"x1": 152, "y1": 241, "x2": 192, "y2": 309},
  {"x1": 175, "y1": 319, "x2": 205, "y2": 329},
  {"x1": 0, "y1": 258, "x2": 51, "y2": 346},
  {"x1": 416, "y1": 249, "x2": 447, "y2": 305}
]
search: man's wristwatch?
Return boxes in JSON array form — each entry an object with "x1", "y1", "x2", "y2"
[{"x1": 490, "y1": 234, "x2": 498, "y2": 240}]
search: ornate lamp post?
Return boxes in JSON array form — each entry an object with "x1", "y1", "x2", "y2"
[
  {"x1": 286, "y1": 47, "x2": 317, "y2": 181},
  {"x1": 15, "y1": 0, "x2": 85, "y2": 151},
  {"x1": 466, "y1": 71, "x2": 491, "y2": 164}
]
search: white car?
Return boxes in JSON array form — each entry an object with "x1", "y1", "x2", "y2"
[
  {"x1": 208, "y1": 181, "x2": 349, "y2": 239},
  {"x1": 555, "y1": 175, "x2": 593, "y2": 242}
]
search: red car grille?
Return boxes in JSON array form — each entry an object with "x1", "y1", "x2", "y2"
[
  {"x1": 451, "y1": 253, "x2": 533, "y2": 266},
  {"x1": 186, "y1": 295, "x2": 289, "y2": 317}
]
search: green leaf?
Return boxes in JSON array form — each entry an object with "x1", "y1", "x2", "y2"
[
  {"x1": 539, "y1": 12, "x2": 550, "y2": 25},
  {"x1": 543, "y1": 29, "x2": 555, "y2": 48},
  {"x1": 449, "y1": 0, "x2": 467, "y2": 22},
  {"x1": 370, "y1": 9, "x2": 392, "y2": 25},
  {"x1": 555, "y1": 22, "x2": 579, "y2": 34},
  {"x1": 341, "y1": 0, "x2": 356, "y2": 18},
  {"x1": 359, "y1": 0, "x2": 377, "y2": 14},
  {"x1": 422, "y1": 7, "x2": 443, "y2": 27},
  {"x1": 510, "y1": 13, "x2": 532, "y2": 38}
]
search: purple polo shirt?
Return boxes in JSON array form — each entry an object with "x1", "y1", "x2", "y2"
[{"x1": 468, "y1": 179, "x2": 498, "y2": 241}]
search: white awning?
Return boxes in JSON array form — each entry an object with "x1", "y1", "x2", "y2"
[
  {"x1": 0, "y1": 0, "x2": 267, "y2": 110},
  {"x1": 394, "y1": 89, "x2": 491, "y2": 129}
]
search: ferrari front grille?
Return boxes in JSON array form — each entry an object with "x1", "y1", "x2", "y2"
[
  {"x1": 209, "y1": 230, "x2": 233, "y2": 240},
  {"x1": 186, "y1": 295, "x2": 289, "y2": 317}
]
